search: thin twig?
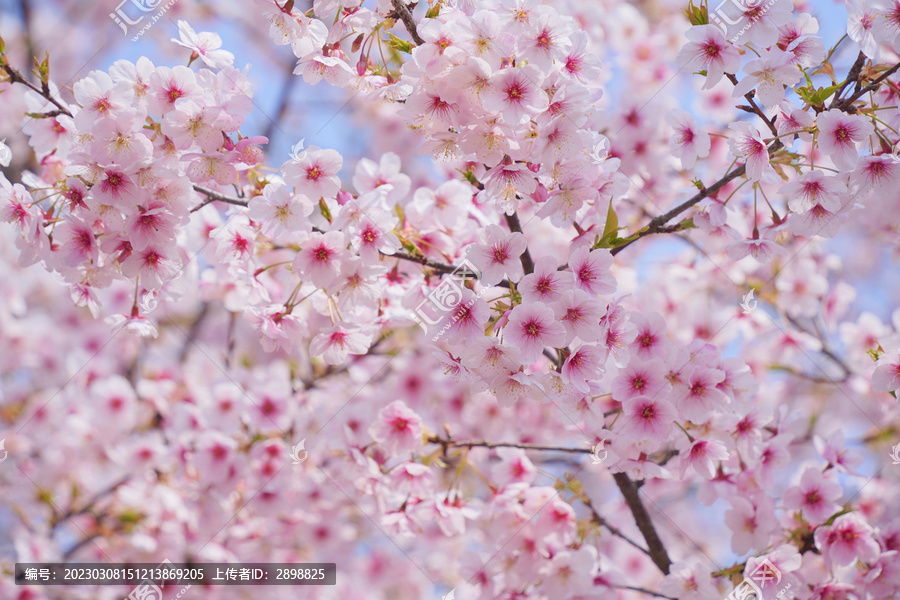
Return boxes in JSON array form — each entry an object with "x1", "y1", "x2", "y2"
[
  {"x1": 615, "y1": 586, "x2": 677, "y2": 599},
  {"x1": 190, "y1": 185, "x2": 250, "y2": 212},
  {"x1": 582, "y1": 497, "x2": 651, "y2": 557},
  {"x1": 829, "y1": 52, "x2": 867, "y2": 109},
  {"x1": 1, "y1": 63, "x2": 72, "y2": 117},
  {"x1": 837, "y1": 60, "x2": 900, "y2": 109},
  {"x1": 426, "y1": 436, "x2": 592, "y2": 454},
  {"x1": 726, "y1": 73, "x2": 778, "y2": 136}
]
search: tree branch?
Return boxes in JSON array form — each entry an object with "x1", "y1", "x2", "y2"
[
  {"x1": 615, "y1": 586, "x2": 677, "y2": 600},
  {"x1": 190, "y1": 185, "x2": 250, "y2": 212},
  {"x1": 612, "y1": 472, "x2": 672, "y2": 574},
  {"x1": 504, "y1": 212, "x2": 535, "y2": 275},
  {"x1": 582, "y1": 497, "x2": 651, "y2": 557},
  {"x1": 426, "y1": 435, "x2": 592, "y2": 454},
  {"x1": 836, "y1": 60, "x2": 900, "y2": 109},
  {"x1": 726, "y1": 73, "x2": 778, "y2": 136},
  {"x1": 828, "y1": 52, "x2": 867, "y2": 110},
  {"x1": 1, "y1": 62, "x2": 72, "y2": 118},
  {"x1": 390, "y1": 0, "x2": 425, "y2": 45}
]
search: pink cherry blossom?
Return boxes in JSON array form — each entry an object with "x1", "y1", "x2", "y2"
[
  {"x1": 309, "y1": 323, "x2": 373, "y2": 364},
  {"x1": 676, "y1": 25, "x2": 741, "y2": 89},
  {"x1": 728, "y1": 121, "x2": 770, "y2": 182},
  {"x1": 667, "y1": 108, "x2": 710, "y2": 169},
  {"x1": 369, "y1": 400, "x2": 424, "y2": 456},
  {"x1": 467, "y1": 224, "x2": 527, "y2": 286},
  {"x1": 172, "y1": 21, "x2": 235, "y2": 69},
  {"x1": 814, "y1": 514, "x2": 881, "y2": 567},
  {"x1": 816, "y1": 109, "x2": 874, "y2": 171},
  {"x1": 782, "y1": 466, "x2": 843, "y2": 524},
  {"x1": 293, "y1": 230, "x2": 347, "y2": 288},
  {"x1": 482, "y1": 64, "x2": 549, "y2": 125},
  {"x1": 503, "y1": 302, "x2": 567, "y2": 363},
  {"x1": 568, "y1": 246, "x2": 615, "y2": 296}
]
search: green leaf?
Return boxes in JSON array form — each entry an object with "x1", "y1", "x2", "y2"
[
  {"x1": 386, "y1": 32, "x2": 413, "y2": 54},
  {"x1": 602, "y1": 200, "x2": 618, "y2": 239},
  {"x1": 461, "y1": 168, "x2": 480, "y2": 187},
  {"x1": 809, "y1": 82, "x2": 843, "y2": 104},
  {"x1": 799, "y1": 82, "x2": 843, "y2": 106},
  {"x1": 425, "y1": 4, "x2": 441, "y2": 18},
  {"x1": 683, "y1": 0, "x2": 708, "y2": 25},
  {"x1": 802, "y1": 69, "x2": 814, "y2": 88}
]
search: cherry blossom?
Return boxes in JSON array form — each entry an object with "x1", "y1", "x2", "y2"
[
  {"x1": 676, "y1": 25, "x2": 741, "y2": 89},
  {"x1": 816, "y1": 109, "x2": 875, "y2": 171},
  {"x1": 1, "y1": 2, "x2": 900, "y2": 599},
  {"x1": 172, "y1": 21, "x2": 235, "y2": 69}
]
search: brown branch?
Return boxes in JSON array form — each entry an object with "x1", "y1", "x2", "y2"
[
  {"x1": 784, "y1": 314, "x2": 853, "y2": 378},
  {"x1": 615, "y1": 586, "x2": 677, "y2": 600},
  {"x1": 1, "y1": 62, "x2": 72, "y2": 118},
  {"x1": 582, "y1": 497, "x2": 651, "y2": 557},
  {"x1": 190, "y1": 185, "x2": 250, "y2": 212},
  {"x1": 726, "y1": 73, "x2": 778, "y2": 136},
  {"x1": 837, "y1": 60, "x2": 900, "y2": 109},
  {"x1": 504, "y1": 212, "x2": 535, "y2": 275},
  {"x1": 613, "y1": 472, "x2": 672, "y2": 574},
  {"x1": 390, "y1": 0, "x2": 425, "y2": 46},
  {"x1": 829, "y1": 52, "x2": 867, "y2": 109},
  {"x1": 426, "y1": 435, "x2": 592, "y2": 454}
]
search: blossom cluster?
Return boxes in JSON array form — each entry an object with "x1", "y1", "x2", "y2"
[{"x1": 1, "y1": 0, "x2": 900, "y2": 599}]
